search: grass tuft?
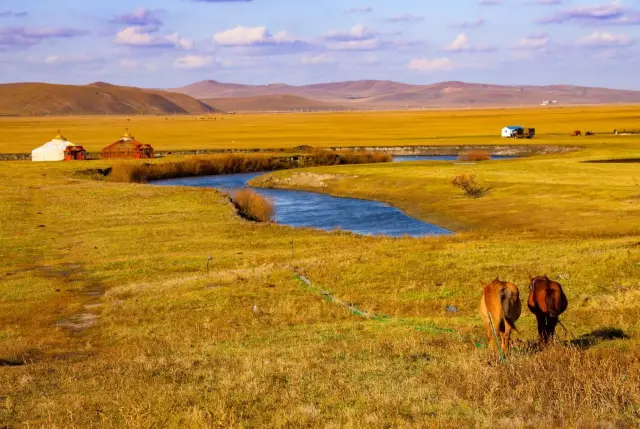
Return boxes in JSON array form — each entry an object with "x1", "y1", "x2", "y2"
[
  {"x1": 231, "y1": 189, "x2": 274, "y2": 222},
  {"x1": 458, "y1": 150, "x2": 491, "y2": 162},
  {"x1": 452, "y1": 174, "x2": 492, "y2": 198}
]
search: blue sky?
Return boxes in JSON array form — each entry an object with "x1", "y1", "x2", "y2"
[{"x1": 1, "y1": 0, "x2": 639, "y2": 88}]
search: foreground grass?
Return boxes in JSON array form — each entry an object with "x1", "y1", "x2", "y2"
[{"x1": 1, "y1": 107, "x2": 639, "y2": 428}]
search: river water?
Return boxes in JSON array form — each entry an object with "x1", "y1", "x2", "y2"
[
  {"x1": 153, "y1": 171, "x2": 450, "y2": 237},
  {"x1": 153, "y1": 156, "x2": 514, "y2": 237}
]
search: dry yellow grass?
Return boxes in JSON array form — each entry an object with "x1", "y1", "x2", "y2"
[
  {"x1": 1, "y1": 106, "x2": 639, "y2": 428},
  {"x1": 1, "y1": 105, "x2": 639, "y2": 154}
]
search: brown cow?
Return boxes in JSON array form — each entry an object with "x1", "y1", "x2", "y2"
[
  {"x1": 528, "y1": 275, "x2": 568, "y2": 344},
  {"x1": 479, "y1": 278, "x2": 522, "y2": 356}
]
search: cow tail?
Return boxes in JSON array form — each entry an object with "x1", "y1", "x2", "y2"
[{"x1": 501, "y1": 289, "x2": 519, "y2": 332}]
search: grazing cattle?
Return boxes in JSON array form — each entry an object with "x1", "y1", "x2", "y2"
[
  {"x1": 528, "y1": 275, "x2": 568, "y2": 344},
  {"x1": 479, "y1": 278, "x2": 522, "y2": 356}
]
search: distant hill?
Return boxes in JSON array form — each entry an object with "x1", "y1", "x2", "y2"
[
  {"x1": 202, "y1": 94, "x2": 348, "y2": 112},
  {"x1": 169, "y1": 79, "x2": 640, "y2": 109},
  {"x1": 0, "y1": 82, "x2": 216, "y2": 116},
  {"x1": 168, "y1": 79, "x2": 415, "y2": 102}
]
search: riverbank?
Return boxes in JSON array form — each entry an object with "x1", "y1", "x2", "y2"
[{"x1": 99, "y1": 151, "x2": 391, "y2": 183}]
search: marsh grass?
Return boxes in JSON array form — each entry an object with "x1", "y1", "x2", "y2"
[
  {"x1": 105, "y1": 151, "x2": 391, "y2": 183},
  {"x1": 231, "y1": 189, "x2": 274, "y2": 222},
  {"x1": 458, "y1": 149, "x2": 491, "y2": 161}
]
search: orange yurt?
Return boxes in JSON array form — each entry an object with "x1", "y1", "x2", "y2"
[{"x1": 101, "y1": 129, "x2": 154, "y2": 160}]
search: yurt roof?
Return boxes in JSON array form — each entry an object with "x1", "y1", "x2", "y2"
[{"x1": 34, "y1": 131, "x2": 74, "y2": 151}]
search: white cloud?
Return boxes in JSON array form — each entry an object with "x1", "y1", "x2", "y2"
[
  {"x1": 444, "y1": 33, "x2": 493, "y2": 52},
  {"x1": 166, "y1": 32, "x2": 194, "y2": 50},
  {"x1": 577, "y1": 31, "x2": 632, "y2": 47},
  {"x1": 325, "y1": 24, "x2": 377, "y2": 42},
  {"x1": 213, "y1": 26, "x2": 269, "y2": 45},
  {"x1": 115, "y1": 27, "x2": 154, "y2": 45},
  {"x1": 174, "y1": 55, "x2": 213, "y2": 69},
  {"x1": 408, "y1": 57, "x2": 454, "y2": 71},
  {"x1": 212, "y1": 26, "x2": 304, "y2": 47},
  {"x1": 301, "y1": 54, "x2": 336, "y2": 65},
  {"x1": 324, "y1": 24, "x2": 381, "y2": 51},
  {"x1": 514, "y1": 34, "x2": 550, "y2": 50},
  {"x1": 28, "y1": 54, "x2": 98, "y2": 65},
  {"x1": 327, "y1": 38, "x2": 380, "y2": 50},
  {"x1": 115, "y1": 26, "x2": 193, "y2": 50}
]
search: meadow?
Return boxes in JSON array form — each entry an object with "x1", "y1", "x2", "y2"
[
  {"x1": 0, "y1": 104, "x2": 637, "y2": 153},
  {"x1": 1, "y1": 106, "x2": 639, "y2": 428}
]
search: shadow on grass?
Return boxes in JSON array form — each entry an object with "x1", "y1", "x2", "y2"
[
  {"x1": 0, "y1": 357, "x2": 25, "y2": 367},
  {"x1": 507, "y1": 327, "x2": 629, "y2": 356},
  {"x1": 569, "y1": 327, "x2": 629, "y2": 349}
]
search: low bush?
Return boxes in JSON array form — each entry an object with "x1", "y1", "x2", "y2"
[
  {"x1": 452, "y1": 174, "x2": 492, "y2": 198},
  {"x1": 231, "y1": 189, "x2": 274, "y2": 222},
  {"x1": 457, "y1": 150, "x2": 491, "y2": 162}
]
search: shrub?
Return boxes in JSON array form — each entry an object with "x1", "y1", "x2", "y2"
[
  {"x1": 452, "y1": 174, "x2": 492, "y2": 198},
  {"x1": 458, "y1": 150, "x2": 491, "y2": 162},
  {"x1": 231, "y1": 189, "x2": 274, "y2": 222}
]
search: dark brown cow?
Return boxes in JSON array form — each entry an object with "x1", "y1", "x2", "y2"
[{"x1": 528, "y1": 275, "x2": 568, "y2": 343}]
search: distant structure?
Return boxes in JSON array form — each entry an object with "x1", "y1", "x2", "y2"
[
  {"x1": 541, "y1": 100, "x2": 558, "y2": 106},
  {"x1": 502, "y1": 126, "x2": 536, "y2": 139},
  {"x1": 101, "y1": 129, "x2": 154, "y2": 159},
  {"x1": 32, "y1": 131, "x2": 87, "y2": 162},
  {"x1": 502, "y1": 126, "x2": 524, "y2": 138}
]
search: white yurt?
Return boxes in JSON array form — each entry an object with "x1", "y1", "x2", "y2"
[{"x1": 32, "y1": 131, "x2": 73, "y2": 162}]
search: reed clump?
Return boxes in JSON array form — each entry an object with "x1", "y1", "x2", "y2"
[
  {"x1": 458, "y1": 150, "x2": 491, "y2": 162},
  {"x1": 106, "y1": 151, "x2": 391, "y2": 183},
  {"x1": 452, "y1": 174, "x2": 492, "y2": 198},
  {"x1": 231, "y1": 189, "x2": 274, "y2": 222}
]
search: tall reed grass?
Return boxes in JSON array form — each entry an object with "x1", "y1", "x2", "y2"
[
  {"x1": 231, "y1": 189, "x2": 274, "y2": 222},
  {"x1": 458, "y1": 150, "x2": 491, "y2": 162},
  {"x1": 106, "y1": 151, "x2": 391, "y2": 183}
]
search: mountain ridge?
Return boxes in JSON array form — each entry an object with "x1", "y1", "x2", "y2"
[{"x1": 167, "y1": 79, "x2": 640, "y2": 109}]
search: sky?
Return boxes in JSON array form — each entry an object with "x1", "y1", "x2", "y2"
[{"x1": 1, "y1": 0, "x2": 639, "y2": 89}]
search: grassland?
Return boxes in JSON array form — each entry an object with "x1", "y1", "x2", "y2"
[
  {"x1": 1, "y1": 106, "x2": 639, "y2": 428},
  {"x1": 1, "y1": 104, "x2": 638, "y2": 154}
]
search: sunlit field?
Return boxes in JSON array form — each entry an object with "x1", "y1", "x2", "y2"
[
  {"x1": 1, "y1": 106, "x2": 639, "y2": 428},
  {"x1": 1, "y1": 104, "x2": 639, "y2": 153}
]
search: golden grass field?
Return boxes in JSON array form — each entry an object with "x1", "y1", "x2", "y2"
[
  {"x1": 1, "y1": 104, "x2": 639, "y2": 153},
  {"x1": 1, "y1": 106, "x2": 639, "y2": 428}
]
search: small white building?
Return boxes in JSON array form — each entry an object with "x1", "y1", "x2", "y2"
[
  {"x1": 502, "y1": 126, "x2": 523, "y2": 138},
  {"x1": 32, "y1": 131, "x2": 73, "y2": 162}
]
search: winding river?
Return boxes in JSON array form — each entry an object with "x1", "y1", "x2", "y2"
[{"x1": 153, "y1": 156, "x2": 515, "y2": 237}]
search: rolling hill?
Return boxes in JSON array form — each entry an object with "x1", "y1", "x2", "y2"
[
  {"x1": 169, "y1": 79, "x2": 640, "y2": 109},
  {"x1": 201, "y1": 94, "x2": 348, "y2": 112},
  {"x1": 0, "y1": 82, "x2": 217, "y2": 116}
]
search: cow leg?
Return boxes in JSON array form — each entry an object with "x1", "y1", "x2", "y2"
[
  {"x1": 536, "y1": 313, "x2": 548, "y2": 344},
  {"x1": 546, "y1": 317, "x2": 559, "y2": 343},
  {"x1": 502, "y1": 324, "x2": 512, "y2": 356},
  {"x1": 486, "y1": 324, "x2": 495, "y2": 350}
]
